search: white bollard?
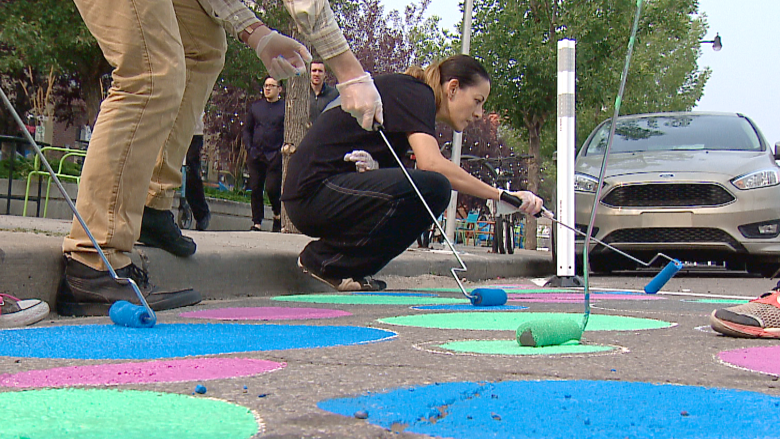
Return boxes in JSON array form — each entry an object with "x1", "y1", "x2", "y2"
[{"x1": 556, "y1": 39, "x2": 576, "y2": 277}]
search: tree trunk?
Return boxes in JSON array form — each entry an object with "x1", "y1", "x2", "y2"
[
  {"x1": 524, "y1": 115, "x2": 545, "y2": 250},
  {"x1": 280, "y1": 34, "x2": 310, "y2": 234}
]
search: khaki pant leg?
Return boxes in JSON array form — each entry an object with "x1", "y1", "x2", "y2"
[
  {"x1": 146, "y1": 0, "x2": 227, "y2": 210},
  {"x1": 64, "y1": 0, "x2": 186, "y2": 270}
]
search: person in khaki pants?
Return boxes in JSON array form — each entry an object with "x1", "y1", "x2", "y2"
[{"x1": 58, "y1": 0, "x2": 384, "y2": 317}]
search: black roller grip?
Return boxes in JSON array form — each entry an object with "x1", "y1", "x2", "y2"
[
  {"x1": 499, "y1": 191, "x2": 547, "y2": 218},
  {"x1": 499, "y1": 190, "x2": 523, "y2": 208}
]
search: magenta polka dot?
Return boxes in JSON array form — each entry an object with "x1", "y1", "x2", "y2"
[
  {"x1": 0, "y1": 358, "x2": 285, "y2": 388},
  {"x1": 179, "y1": 307, "x2": 352, "y2": 321},
  {"x1": 719, "y1": 346, "x2": 780, "y2": 376}
]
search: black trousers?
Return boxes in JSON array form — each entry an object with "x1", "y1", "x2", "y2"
[
  {"x1": 184, "y1": 135, "x2": 209, "y2": 222},
  {"x1": 247, "y1": 152, "x2": 282, "y2": 224},
  {"x1": 285, "y1": 168, "x2": 451, "y2": 279}
]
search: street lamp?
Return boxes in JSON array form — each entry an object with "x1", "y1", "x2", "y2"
[{"x1": 700, "y1": 33, "x2": 722, "y2": 51}]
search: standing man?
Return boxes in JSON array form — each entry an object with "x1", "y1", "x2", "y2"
[
  {"x1": 184, "y1": 111, "x2": 210, "y2": 231},
  {"x1": 243, "y1": 77, "x2": 285, "y2": 233},
  {"x1": 309, "y1": 60, "x2": 339, "y2": 126},
  {"x1": 58, "y1": 0, "x2": 384, "y2": 317}
]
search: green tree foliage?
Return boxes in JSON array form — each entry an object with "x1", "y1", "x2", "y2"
[
  {"x1": 471, "y1": 0, "x2": 710, "y2": 247},
  {"x1": 0, "y1": 0, "x2": 110, "y2": 130}
]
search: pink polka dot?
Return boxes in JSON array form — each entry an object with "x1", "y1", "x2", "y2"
[
  {"x1": 0, "y1": 358, "x2": 285, "y2": 388},
  {"x1": 179, "y1": 307, "x2": 352, "y2": 321},
  {"x1": 719, "y1": 346, "x2": 780, "y2": 376}
]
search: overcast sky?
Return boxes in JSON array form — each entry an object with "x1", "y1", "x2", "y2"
[{"x1": 381, "y1": 0, "x2": 780, "y2": 145}]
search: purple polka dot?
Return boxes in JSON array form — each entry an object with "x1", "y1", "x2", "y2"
[
  {"x1": 179, "y1": 307, "x2": 352, "y2": 321},
  {"x1": 719, "y1": 346, "x2": 780, "y2": 376},
  {"x1": 0, "y1": 358, "x2": 285, "y2": 388}
]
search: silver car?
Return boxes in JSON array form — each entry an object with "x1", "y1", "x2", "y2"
[{"x1": 574, "y1": 112, "x2": 780, "y2": 276}]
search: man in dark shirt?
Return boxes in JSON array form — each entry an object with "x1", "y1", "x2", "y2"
[
  {"x1": 308, "y1": 60, "x2": 339, "y2": 126},
  {"x1": 242, "y1": 77, "x2": 285, "y2": 232}
]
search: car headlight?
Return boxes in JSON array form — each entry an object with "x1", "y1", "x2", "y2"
[
  {"x1": 575, "y1": 173, "x2": 600, "y2": 193},
  {"x1": 731, "y1": 169, "x2": 780, "y2": 190}
]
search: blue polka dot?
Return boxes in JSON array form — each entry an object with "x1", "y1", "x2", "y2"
[
  {"x1": 412, "y1": 305, "x2": 528, "y2": 311},
  {"x1": 318, "y1": 380, "x2": 780, "y2": 439},
  {"x1": 0, "y1": 324, "x2": 396, "y2": 360}
]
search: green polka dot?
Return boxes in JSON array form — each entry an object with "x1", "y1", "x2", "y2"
[
  {"x1": 685, "y1": 299, "x2": 749, "y2": 304},
  {"x1": 379, "y1": 312, "x2": 673, "y2": 331},
  {"x1": 439, "y1": 340, "x2": 616, "y2": 355},
  {"x1": 0, "y1": 389, "x2": 259, "y2": 439},
  {"x1": 272, "y1": 294, "x2": 469, "y2": 305}
]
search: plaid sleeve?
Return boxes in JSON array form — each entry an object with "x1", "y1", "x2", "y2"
[
  {"x1": 283, "y1": 0, "x2": 350, "y2": 60},
  {"x1": 197, "y1": 0, "x2": 262, "y2": 41}
]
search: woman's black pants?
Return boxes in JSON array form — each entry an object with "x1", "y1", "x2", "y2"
[{"x1": 285, "y1": 168, "x2": 451, "y2": 279}]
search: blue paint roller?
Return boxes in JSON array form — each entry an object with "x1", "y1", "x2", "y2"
[
  {"x1": 644, "y1": 259, "x2": 683, "y2": 294},
  {"x1": 0, "y1": 86, "x2": 157, "y2": 329},
  {"x1": 109, "y1": 300, "x2": 156, "y2": 328},
  {"x1": 470, "y1": 288, "x2": 508, "y2": 306}
]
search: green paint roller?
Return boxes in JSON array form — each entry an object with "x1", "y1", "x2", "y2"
[{"x1": 516, "y1": 318, "x2": 583, "y2": 347}]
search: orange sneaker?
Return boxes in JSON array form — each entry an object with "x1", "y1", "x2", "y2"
[{"x1": 710, "y1": 290, "x2": 780, "y2": 338}]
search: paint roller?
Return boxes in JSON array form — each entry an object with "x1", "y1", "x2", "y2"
[
  {"x1": 0, "y1": 87, "x2": 157, "y2": 328},
  {"x1": 376, "y1": 127, "x2": 507, "y2": 306},
  {"x1": 495, "y1": 199, "x2": 683, "y2": 295},
  {"x1": 496, "y1": 192, "x2": 584, "y2": 346}
]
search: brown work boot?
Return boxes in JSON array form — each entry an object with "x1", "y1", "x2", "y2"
[{"x1": 56, "y1": 257, "x2": 201, "y2": 317}]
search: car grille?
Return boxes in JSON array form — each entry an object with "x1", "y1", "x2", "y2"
[
  {"x1": 601, "y1": 184, "x2": 735, "y2": 207},
  {"x1": 602, "y1": 228, "x2": 745, "y2": 251}
]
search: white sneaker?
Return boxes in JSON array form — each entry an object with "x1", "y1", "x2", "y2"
[{"x1": 0, "y1": 294, "x2": 50, "y2": 328}]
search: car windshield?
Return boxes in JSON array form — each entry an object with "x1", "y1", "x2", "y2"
[{"x1": 583, "y1": 115, "x2": 762, "y2": 155}]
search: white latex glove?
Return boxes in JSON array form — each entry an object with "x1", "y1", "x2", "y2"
[
  {"x1": 254, "y1": 30, "x2": 312, "y2": 80},
  {"x1": 496, "y1": 189, "x2": 546, "y2": 217},
  {"x1": 336, "y1": 73, "x2": 384, "y2": 131},
  {"x1": 344, "y1": 150, "x2": 379, "y2": 172}
]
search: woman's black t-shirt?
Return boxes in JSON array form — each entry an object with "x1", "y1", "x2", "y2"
[{"x1": 282, "y1": 73, "x2": 437, "y2": 201}]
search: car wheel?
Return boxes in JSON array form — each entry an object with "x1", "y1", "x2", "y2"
[
  {"x1": 588, "y1": 255, "x2": 614, "y2": 274},
  {"x1": 746, "y1": 261, "x2": 780, "y2": 278}
]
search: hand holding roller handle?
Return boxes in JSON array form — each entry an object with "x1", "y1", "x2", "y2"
[{"x1": 497, "y1": 190, "x2": 545, "y2": 217}]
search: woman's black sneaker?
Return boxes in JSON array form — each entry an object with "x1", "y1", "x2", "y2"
[
  {"x1": 139, "y1": 206, "x2": 197, "y2": 256},
  {"x1": 56, "y1": 258, "x2": 201, "y2": 316}
]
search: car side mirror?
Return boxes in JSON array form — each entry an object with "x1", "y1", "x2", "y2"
[{"x1": 775, "y1": 142, "x2": 780, "y2": 161}]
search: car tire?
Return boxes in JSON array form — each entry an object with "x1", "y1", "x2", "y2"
[{"x1": 746, "y1": 261, "x2": 780, "y2": 278}]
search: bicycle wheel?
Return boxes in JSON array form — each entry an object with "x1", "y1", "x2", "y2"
[
  {"x1": 178, "y1": 202, "x2": 193, "y2": 230},
  {"x1": 503, "y1": 216, "x2": 515, "y2": 254},
  {"x1": 494, "y1": 216, "x2": 505, "y2": 254}
]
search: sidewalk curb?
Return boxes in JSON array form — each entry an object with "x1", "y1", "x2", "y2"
[{"x1": 0, "y1": 217, "x2": 554, "y2": 306}]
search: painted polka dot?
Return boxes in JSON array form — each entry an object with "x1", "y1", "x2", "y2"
[
  {"x1": 0, "y1": 358, "x2": 285, "y2": 388},
  {"x1": 179, "y1": 307, "x2": 351, "y2": 321},
  {"x1": 272, "y1": 294, "x2": 468, "y2": 306},
  {"x1": 318, "y1": 380, "x2": 780, "y2": 439},
  {"x1": 719, "y1": 345, "x2": 780, "y2": 376},
  {"x1": 436, "y1": 340, "x2": 617, "y2": 355},
  {"x1": 0, "y1": 323, "x2": 396, "y2": 360},
  {"x1": 379, "y1": 312, "x2": 673, "y2": 331},
  {"x1": 412, "y1": 304, "x2": 528, "y2": 311},
  {"x1": 0, "y1": 389, "x2": 261, "y2": 439},
  {"x1": 508, "y1": 292, "x2": 664, "y2": 304}
]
